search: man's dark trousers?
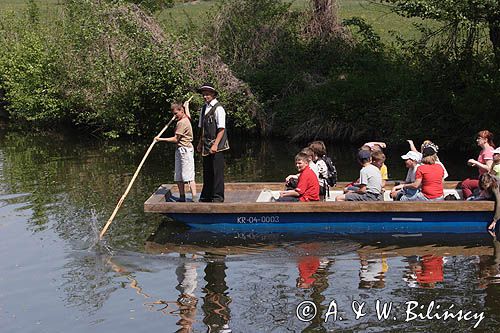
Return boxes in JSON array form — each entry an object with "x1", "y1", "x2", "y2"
[{"x1": 200, "y1": 152, "x2": 224, "y2": 202}]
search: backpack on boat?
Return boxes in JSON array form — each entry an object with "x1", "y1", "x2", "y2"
[{"x1": 319, "y1": 155, "x2": 337, "y2": 187}]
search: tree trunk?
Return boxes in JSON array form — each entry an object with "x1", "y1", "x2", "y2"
[
  {"x1": 489, "y1": 21, "x2": 500, "y2": 67},
  {"x1": 305, "y1": 0, "x2": 343, "y2": 39}
]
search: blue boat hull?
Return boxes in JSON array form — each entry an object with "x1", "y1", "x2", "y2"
[{"x1": 168, "y1": 211, "x2": 492, "y2": 234}]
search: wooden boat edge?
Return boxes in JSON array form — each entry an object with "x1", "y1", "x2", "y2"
[{"x1": 144, "y1": 183, "x2": 495, "y2": 214}]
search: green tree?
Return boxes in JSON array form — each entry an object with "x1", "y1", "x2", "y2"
[{"x1": 382, "y1": 0, "x2": 500, "y2": 66}]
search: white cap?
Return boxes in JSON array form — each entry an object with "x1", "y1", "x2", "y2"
[
  {"x1": 493, "y1": 147, "x2": 500, "y2": 154},
  {"x1": 401, "y1": 151, "x2": 421, "y2": 162}
]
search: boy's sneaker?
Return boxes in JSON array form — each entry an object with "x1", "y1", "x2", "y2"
[{"x1": 166, "y1": 196, "x2": 186, "y2": 202}]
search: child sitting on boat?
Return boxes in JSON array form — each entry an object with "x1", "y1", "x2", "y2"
[
  {"x1": 278, "y1": 152, "x2": 320, "y2": 202},
  {"x1": 371, "y1": 150, "x2": 388, "y2": 189},
  {"x1": 407, "y1": 139, "x2": 449, "y2": 179},
  {"x1": 362, "y1": 142, "x2": 389, "y2": 188},
  {"x1": 397, "y1": 146, "x2": 444, "y2": 201},
  {"x1": 155, "y1": 103, "x2": 196, "y2": 202},
  {"x1": 308, "y1": 141, "x2": 329, "y2": 196},
  {"x1": 491, "y1": 147, "x2": 500, "y2": 178},
  {"x1": 478, "y1": 173, "x2": 500, "y2": 232},
  {"x1": 343, "y1": 143, "x2": 386, "y2": 193},
  {"x1": 336, "y1": 150, "x2": 382, "y2": 201},
  {"x1": 285, "y1": 147, "x2": 319, "y2": 190},
  {"x1": 391, "y1": 151, "x2": 421, "y2": 200}
]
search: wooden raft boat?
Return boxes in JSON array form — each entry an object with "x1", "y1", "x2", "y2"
[{"x1": 144, "y1": 182, "x2": 494, "y2": 234}]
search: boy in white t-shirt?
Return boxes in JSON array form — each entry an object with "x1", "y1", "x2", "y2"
[{"x1": 336, "y1": 150, "x2": 382, "y2": 201}]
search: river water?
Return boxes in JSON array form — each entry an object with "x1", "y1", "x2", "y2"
[{"x1": 0, "y1": 129, "x2": 499, "y2": 332}]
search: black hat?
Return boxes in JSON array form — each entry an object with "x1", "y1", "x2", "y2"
[
  {"x1": 197, "y1": 83, "x2": 218, "y2": 95},
  {"x1": 422, "y1": 146, "x2": 437, "y2": 157}
]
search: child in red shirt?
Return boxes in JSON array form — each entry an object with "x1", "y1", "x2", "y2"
[
  {"x1": 399, "y1": 146, "x2": 444, "y2": 201},
  {"x1": 416, "y1": 163, "x2": 444, "y2": 199},
  {"x1": 278, "y1": 152, "x2": 320, "y2": 202}
]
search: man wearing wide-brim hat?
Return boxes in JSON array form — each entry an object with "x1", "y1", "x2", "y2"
[{"x1": 196, "y1": 83, "x2": 229, "y2": 202}]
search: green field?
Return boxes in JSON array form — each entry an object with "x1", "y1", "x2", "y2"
[
  {"x1": 0, "y1": 0, "x2": 64, "y2": 21},
  {"x1": 0, "y1": 1, "x2": 427, "y2": 42},
  {"x1": 156, "y1": 0, "x2": 428, "y2": 42},
  {"x1": 0, "y1": 0, "x2": 62, "y2": 11}
]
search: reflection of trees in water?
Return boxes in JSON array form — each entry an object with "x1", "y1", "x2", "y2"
[
  {"x1": 0, "y1": 131, "x2": 164, "y2": 248},
  {"x1": 484, "y1": 283, "x2": 500, "y2": 329},
  {"x1": 225, "y1": 138, "x2": 298, "y2": 182},
  {"x1": 65, "y1": 254, "x2": 198, "y2": 324},
  {"x1": 60, "y1": 253, "x2": 119, "y2": 314},
  {"x1": 225, "y1": 138, "x2": 366, "y2": 182}
]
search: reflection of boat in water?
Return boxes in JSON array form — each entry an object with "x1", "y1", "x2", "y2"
[
  {"x1": 144, "y1": 182, "x2": 494, "y2": 234},
  {"x1": 144, "y1": 221, "x2": 361, "y2": 257},
  {"x1": 145, "y1": 221, "x2": 496, "y2": 258},
  {"x1": 116, "y1": 222, "x2": 500, "y2": 331}
]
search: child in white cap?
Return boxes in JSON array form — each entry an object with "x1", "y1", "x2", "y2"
[{"x1": 391, "y1": 151, "x2": 421, "y2": 200}]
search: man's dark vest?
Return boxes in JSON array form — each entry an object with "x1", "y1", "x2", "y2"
[{"x1": 201, "y1": 102, "x2": 229, "y2": 156}]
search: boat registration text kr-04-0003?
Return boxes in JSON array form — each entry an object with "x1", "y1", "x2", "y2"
[{"x1": 237, "y1": 215, "x2": 280, "y2": 224}]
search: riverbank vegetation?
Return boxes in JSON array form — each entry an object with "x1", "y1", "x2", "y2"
[{"x1": 0, "y1": 0, "x2": 499, "y2": 147}]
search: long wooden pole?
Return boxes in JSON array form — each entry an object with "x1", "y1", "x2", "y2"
[{"x1": 99, "y1": 115, "x2": 176, "y2": 239}]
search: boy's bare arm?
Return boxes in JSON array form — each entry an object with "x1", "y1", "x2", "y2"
[
  {"x1": 356, "y1": 185, "x2": 367, "y2": 194},
  {"x1": 280, "y1": 190, "x2": 300, "y2": 198},
  {"x1": 403, "y1": 178, "x2": 422, "y2": 190},
  {"x1": 155, "y1": 134, "x2": 179, "y2": 143}
]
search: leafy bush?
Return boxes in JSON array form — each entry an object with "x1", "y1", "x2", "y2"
[
  {"x1": 0, "y1": 0, "x2": 194, "y2": 137},
  {"x1": 210, "y1": 0, "x2": 500, "y2": 146},
  {"x1": 1, "y1": 0, "x2": 499, "y2": 146},
  {"x1": 0, "y1": 0, "x2": 260, "y2": 137},
  {"x1": 0, "y1": 8, "x2": 66, "y2": 124}
]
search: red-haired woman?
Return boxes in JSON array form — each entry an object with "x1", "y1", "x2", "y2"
[{"x1": 460, "y1": 130, "x2": 495, "y2": 199}]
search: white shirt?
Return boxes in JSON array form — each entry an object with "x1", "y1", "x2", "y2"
[
  {"x1": 309, "y1": 160, "x2": 320, "y2": 178},
  {"x1": 198, "y1": 98, "x2": 226, "y2": 129},
  {"x1": 315, "y1": 159, "x2": 329, "y2": 179}
]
